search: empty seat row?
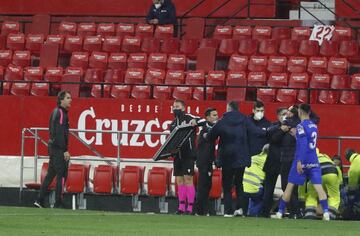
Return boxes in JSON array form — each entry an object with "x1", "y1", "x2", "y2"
[
  {"x1": 228, "y1": 55, "x2": 349, "y2": 75},
  {"x1": 213, "y1": 25, "x2": 353, "y2": 41},
  {"x1": 58, "y1": 22, "x2": 174, "y2": 39}
]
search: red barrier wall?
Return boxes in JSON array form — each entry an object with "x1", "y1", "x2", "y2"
[
  {"x1": 0, "y1": 96, "x2": 359, "y2": 165},
  {"x1": 336, "y1": 0, "x2": 360, "y2": 19},
  {"x1": 0, "y1": 0, "x2": 276, "y2": 18}
]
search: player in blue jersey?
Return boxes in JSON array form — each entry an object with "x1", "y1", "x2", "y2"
[{"x1": 273, "y1": 104, "x2": 330, "y2": 221}]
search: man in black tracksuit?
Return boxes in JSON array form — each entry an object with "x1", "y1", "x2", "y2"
[
  {"x1": 170, "y1": 99, "x2": 204, "y2": 214},
  {"x1": 194, "y1": 108, "x2": 218, "y2": 216},
  {"x1": 146, "y1": 0, "x2": 177, "y2": 25},
  {"x1": 34, "y1": 91, "x2": 72, "y2": 208}
]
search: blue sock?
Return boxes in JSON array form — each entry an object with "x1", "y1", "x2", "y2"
[
  {"x1": 319, "y1": 199, "x2": 329, "y2": 213},
  {"x1": 278, "y1": 198, "x2": 287, "y2": 214}
]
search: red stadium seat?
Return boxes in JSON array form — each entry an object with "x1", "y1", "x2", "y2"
[
  {"x1": 0, "y1": 66, "x2": 4, "y2": 80},
  {"x1": 124, "y1": 68, "x2": 144, "y2": 84},
  {"x1": 291, "y1": 27, "x2": 311, "y2": 41},
  {"x1": 97, "y1": 23, "x2": 115, "y2": 37},
  {"x1": 172, "y1": 86, "x2": 192, "y2": 100},
  {"x1": 116, "y1": 23, "x2": 135, "y2": 37},
  {"x1": 110, "y1": 85, "x2": 131, "y2": 98},
  {"x1": 25, "y1": 34, "x2": 44, "y2": 52},
  {"x1": 77, "y1": 22, "x2": 96, "y2": 36},
  {"x1": 64, "y1": 67, "x2": 84, "y2": 76},
  {"x1": 120, "y1": 165, "x2": 144, "y2": 195},
  {"x1": 1, "y1": 21, "x2": 20, "y2": 36},
  {"x1": 179, "y1": 38, "x2": 199, "y2": 56},
  {"x1": 91, "y1": 84, "x2": 111, "y2": 98},
  {"x1": 252, "y1": 26, "x2": 272, "y2": 41},
  {"x1": 148, "y1": 53, "x2": 167, "y2": 70},
  {"x1": 84, "y1": 68, "x2": 103, "y2": 84},
  {"x1": 155, "y1": 25, "x2": 174, "y2": 39},
  {"x1": 128, "y1": 53, "x2": 147, "y2": 69},
  {"x1": 5, "y1": 64, "x2": 23, "y2": 81},
  {"x1": 267, "y1": 72, "x2": 288, "y2": 87},
  {"x1": 141, "y1": 37, "x2": 160, "y2": 53},
  {"x1": 46, "y1": 35, "x2": 65, "y2": 49},
  {"x1": 238, "y1": 38, "x2": 258, "y2": 56},
  {"x1": 193, "y1": 87, "x2": 214, "y2": 100},
  {"x1": 339, "y1": 40, "x2": 359, "y2": 58},
  {"x1": 121, "y1": 36, "x2": 141, "y2": 53},
  {"x1": 12, "y1": 50, "x2": 30, "y2": 67},
  {"x1": 0, "y1": 50, "x2": 12, "y2": 67},
  {"x1": 213, "y1": 25, "x2": 232, "y2": 40},
  {"x1": 318, "y1": 90, "x2": 338, "y2": 104},
  {"x1": 83, "y1": 35, "x2": 102, "y2": 52},
  {"x1": 108, "y1": 53, "x2": 127, "y2": 70},
  {"x1": 258, "y1": 39, "x2": 278, "y2": 56},
  {"x1": 327, "y1": 57, "x2": 348, "y2": 75},
  {"x1": 70, "y1": 52, "x2": 89, "y2": 69},
  {"x1": 167, "y1": 54, "x2": 186, "y2": 70},
  {"x1": 104, "y1": 69, "x2": 124, "y2": 84},
  {"x1": 24, "y1": 67, "x2": 43, "y2": 81},
  {"x1": 287, "y1": 56, "x2": 307, "y2": 73},
  {"x1": 145, "y1": 68, "x2": 165, "y2": 84},
  {"x1": 135, "y1": 24, "x2": 154, "y2": 39},
  {"x1": 131, "y1": 85, "x2": 151, "y2": 99},
  {"x1": 299, "y1": 40, "x2": 319, "y2": 57},
  {"x1": 226, "y1": 71, "x2": 247, "y2": 101},
  {"x1": 25, "y1": 162, "x2": 54, "y2": 190},
  {"x1": 199, "y1": 38, "x2": 220, "y2": 49},
  {"x1": 102, "y1": 36, "x2": 121, "y2": 53},
  {"x1": 209, "y1": 169, "x2": 222, "y2": 199},
  {"x1": 272, "y1": 27, "x2": 291, "y2": 40},
  {"x1": 89, "y1": 51, "x2": 108, "y2": 69},
  {"x1": 279, "y1": 39, "x2": 299, "y2": 56},
  {"x1": 31, "y1": 82, "x2": 49, "y2": 96},
  {"x1": 185, "y1": 70, "x2": 205, "y2": 85},
  {"x1": 297, "y1": 90, "x2": 312, "y2": 103},
  {"x1": 339, "y1": 91, "x2": 358, "y2": 105},
  {"x1": 207, "y1": 70, "x2": 226, "y2": 86},
  {"x1": 11, "y1": 82, "x2": 30, "y2": 96},
  {"x1": 310, "y1": 74, "x2": 331, "y2": 88},
  {"x1": 147, "y1": 167, "x2": 169, "y2": 196},
  {"x1": 161, "y1": 38, "x2": 179, "y2": 54},
  {"x1": 62, "y1": 69, "x2": 82, "y2": 98},
  {"x1": 351, "y1": 74, "x2": 360, "y2": 89},
  {"x1": 165, "y1": 70, "x2": 185, "y2": 85},
  {"x1": 7, "y1": 33, "x2": 25, "y2": 50},
  {"x1": 248, "y1": 56, "x2": 267, "y2": 72},
  {"x1": 153, "y1": 86, "x2": 171, "y2": 99},
  {"x1": 319, "y1": 40, "x2": 338, "y2": 57},
  {"x1": 44, "y1": 67, "x2": 63, "y2": 88},
  {"x1": 93, "y1": 165, "x2": 113, "y2": 193},
  {"x1": 289, "y1": 73, "x2": 309, "y2": 88},
  {"x1": 228, "y1": 54, "x2": 248, "y2": 71},
  {"x1": 219, "y1": 39, "x2": 238, "y2": 56},
  {"x1": 332, "y1": 27, "x2": 353, "y2": 41},
  {"x1": 59, "y1": 21, "x2": 77, "y2": 35},
  {"x1": 267, "y1": 56, "x2": 287, "y2": 73},
  {"x1": 308, "y1": 57, "x2": 328, "y2": 74},
  {"x1": 2, "y1": 82, "x2": 11, "y2": 95},
  {"x1": 331, "y1": 74, "x2": 350, "y2": 89},
  {"x1": 66, "y1": 164, "x2": 86, "y2": 193},
  {"x1": 276, "y1": 89, "x2": 297, "y2": 103},
  {"x1": 64, "y1": 35, "x2": 83, "y2": 52},
  {"x1": 233, "y1": 26, "x2": 252, "y2": 40},
  {"x1": 257, "y1": 88, "x2": 276, "y2": 102},
  {"x1": 247, "y1": 71, "x2": 267, "y2": 86}
]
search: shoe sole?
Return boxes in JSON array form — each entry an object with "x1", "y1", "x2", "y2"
[{"x1": 33, "y1": 202, "x2": 42, "y2": 208}]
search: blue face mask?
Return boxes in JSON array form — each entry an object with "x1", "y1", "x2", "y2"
[{"x1": 173, "y1": 109, "x2": 184, "y2": 117}]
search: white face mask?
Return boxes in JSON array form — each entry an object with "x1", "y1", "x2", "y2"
[
  {"x1": 254, "y1": 112, "x2": 264, "y2": 121},
  {"x1": 154, "y1": 3, "x2": 161, "y2": 9}
]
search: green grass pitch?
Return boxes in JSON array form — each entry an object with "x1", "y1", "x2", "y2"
[{"x1": 0, "y1": 206, "x2": 359, "y2": 236}]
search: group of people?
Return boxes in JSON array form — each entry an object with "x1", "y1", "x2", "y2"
[{"x1": 171, "y1": 99, "x2": 360, "y2": 220}]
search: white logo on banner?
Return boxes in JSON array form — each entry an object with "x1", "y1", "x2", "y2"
[{"x1": 309, "y1": 25, "x2": 335, "y2": 45}]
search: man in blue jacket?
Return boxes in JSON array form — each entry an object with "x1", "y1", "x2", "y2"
[
  {"x1": 207, "y1": 101, "x2": 266, "y2": 217},
  {"x1": 146, "y1": 0, "x2": 177, "y2": 26}
]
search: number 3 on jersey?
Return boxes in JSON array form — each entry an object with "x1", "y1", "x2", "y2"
[{"x1": 309, "y1": 132, "x2": 317, "y2": 149}]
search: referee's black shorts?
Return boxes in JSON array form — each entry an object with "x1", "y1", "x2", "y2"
[{"x1": 173, "y1": 156, "x2": 195, "y2": 176}]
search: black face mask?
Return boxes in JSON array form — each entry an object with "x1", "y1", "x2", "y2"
[{"x1": 173, "y1": 109, "x2": 184, "y2": 117}]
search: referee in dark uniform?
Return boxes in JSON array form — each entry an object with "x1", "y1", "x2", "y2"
[
  {"x1": 194, "y1": 107, "x2": 218, "y2": 216},
  {"x1": 170, "y1": 99, "x2": 203, "y2": 214},
  {"x1": 34, "y1": 90, "x2": 72, "y2": 208}
]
